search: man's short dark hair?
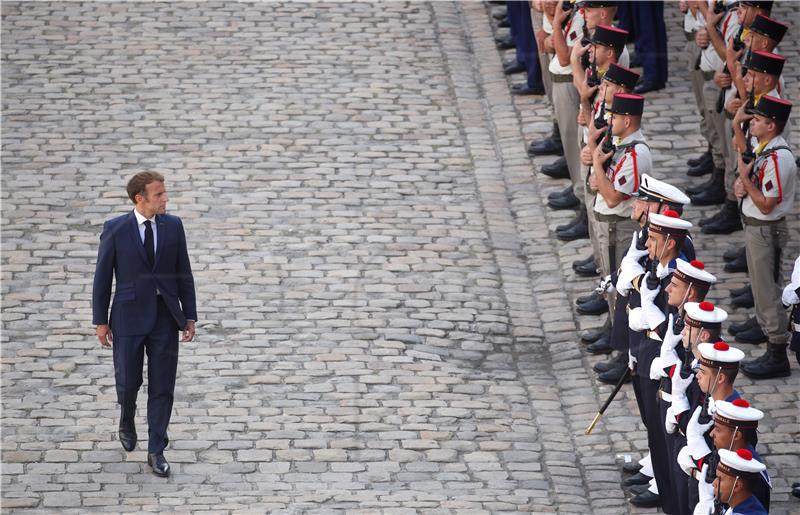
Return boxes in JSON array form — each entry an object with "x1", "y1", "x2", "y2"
[{"x1": 127, "y1": 171, "x2": 165, "y2": 203}]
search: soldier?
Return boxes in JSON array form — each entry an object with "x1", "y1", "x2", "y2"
[
  {"x1": 682, "y1": 0, "x2": 714, "y2": 179},
  {"x1": 782, "y1": 255, "x2": 800, "y2": 366},
  {"x1": 696, "y1": 448, "x2": 769, "y2": 514},
  {"x1": 732, "y1": 96, "x2": 795, "y2": 377}
]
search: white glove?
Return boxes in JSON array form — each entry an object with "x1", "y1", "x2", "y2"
[
  {"x1": 650, "y1": 356, "x2": 667, "y2": 380},
  {"x1": 677, "y1": 445, "x2": 695, "y2": 476},
  {"x1": 671, "y1": 370, "x2": 694, "y2": 416},
  {"x1": 782, "y1": 283, "x2": 799, "y2": 307},
  {"x1": 665, "y1": 406, "x2": 678, "y2": 435},
  {"x1": 640, "y1": 272, "x2": 666, "y2": 330},
  {"x1": 628, "y1": 307, "x2": 649, "y2": 332},
  {"x1": 596, "y1": 274, "x2": 615, "y2": 294},
  {"x1": 659, "y1": 314, "x2": 683, "y2": 368},
  {"x1": 707, "y1": 397, "x2": 717, "y2": 417},
  {"x1": 628, "y1": 351, "x2": 637, "y2": 371},
  {"x1": 615, "y1": 268, "x2": 639, "y2": 297},
  {"x1": 686, "y1": 406, "x2": 713, "y2": 460},
  {"x1": 693, "y1": 464, "x2": 715, "y2": 515}
]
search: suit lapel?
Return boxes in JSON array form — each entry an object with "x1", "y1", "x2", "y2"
[
  {"x1": 154, "y1": 215, "x2": 166, "y2": 269},
  {"x1": 129, "y1": 211, "x2": 150, "y2": 266}
]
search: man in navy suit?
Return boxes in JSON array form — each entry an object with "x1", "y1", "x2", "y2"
[{"x1": 93, "y1": 170, "x2": 197, "y2": 477}]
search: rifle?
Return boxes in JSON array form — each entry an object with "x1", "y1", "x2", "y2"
[
  {"x1": 586, "y1": 367, "x2": 631, "y2": 434},
  {"x1": 594, "y1": 99, "x2": 607, "y2": 130},
  {"x1": 713, "y1": 0, "x2": 726, "y2": 15},
  {"x1": 587, "y1": 51, "x2": 600, "y2": 88},
  {"x1": 581, "y1": 26, "x2": 591, "y2": 69}
]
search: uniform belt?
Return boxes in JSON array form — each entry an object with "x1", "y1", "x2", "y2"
[
  {"x1": 657, "y1": 389, "x2": 672, "y2": 402},
  {"x1": 550, "y1": 72, "x2": 574, "y2": 83},
  {"x1": 646, "y1": 330, "x2": 663, "y2": 342},
  {"x1": 593, "y1": 211, "x2": 628, "y2": 223},
  {"x1": 742, "y1": 215, "x2": 784, "y2": 227},
  {"x1": 792, "y1": 322, "x2": 800, "y2": 332},
  {"x1": 701, "y1": 70, "x2": 715, "y2": 81}
]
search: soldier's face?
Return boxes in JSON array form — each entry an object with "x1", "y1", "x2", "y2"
[
  {"x1": 666, "y1": 275, "x2": 689, "y2": 308},
  {"x1": 696, "y1": 364, "x2": 720, "y2": 394},
  {"x1": 749, "y1": 114, "x2": 773, "y2": 139},
  {"x1": 544, "y1": 1, "x2": 558, "y2": 16},
  {"x1": 710, "y1": 421, "x2": 736, "y2": 451},
  {"x1": 714, "y1": 473, "x2": 738, "y2": 503}
]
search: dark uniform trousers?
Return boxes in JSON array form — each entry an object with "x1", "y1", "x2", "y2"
[{"x1": 507, "y1": 1, "x2": 544, "y2": 90}]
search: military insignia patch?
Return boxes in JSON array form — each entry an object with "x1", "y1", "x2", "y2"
[{"x1": 765, "y1": 180, "x2": 773, "y2": 192}]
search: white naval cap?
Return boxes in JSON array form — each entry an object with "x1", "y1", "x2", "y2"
[
  {"x1": 714, "y1": 398, "x2": 764, "y2": 430},
  {"x1": 717, "y1": 448, "x2": 767, "y2": 478},
  {"x1": 697, "y1": 341, "x2": 746, "y2": 369},
  {"x1": 673, "y1": 259, "x2": 716, "y2": 292},
  {"x1": 635, "y1": 174, "x2": 691, "y2": 206},
  {"x1": 684, "y1": 301, "x2": 728, "y2": 328},
  {"x1": 648, "y1": 210, "x2": 692, "y2": 237}
]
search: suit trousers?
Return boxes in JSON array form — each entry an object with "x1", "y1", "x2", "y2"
[
  {"x1": 552, "y1": 81, "x2": 582, "y2": 197},
  {"x1": 508, "y1": 0, "x2": 544, "y2": 89},
  {"x1": 113, "y1": 297, "x2": 180, "y2": 454},
  {"x1": 744, "y1": 221, "x2": 790, "y2": 344}
]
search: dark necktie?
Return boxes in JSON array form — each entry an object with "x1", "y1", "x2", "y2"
[{"x1": 144, "y1": 220, "x2": 154, "y2": 266}]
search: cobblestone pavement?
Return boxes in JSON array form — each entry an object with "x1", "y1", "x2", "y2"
[{"x1": 1, "y1": 2, "x2": 798, "y2": 513}]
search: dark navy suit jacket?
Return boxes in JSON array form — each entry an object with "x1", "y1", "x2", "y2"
[{"x1": 92, "y1": 211, "x2": 197, "y2": 337}]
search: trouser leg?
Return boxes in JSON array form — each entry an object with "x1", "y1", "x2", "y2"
[
  {"x1": 145, "y1": 299, "x2": 180, "y2": 454},
  {"x1": 113, "y1": 333, "x2": 146, "y2": 423},
  {"x1": 744, "y1": 222, "x2": 790, "y2": 344},
  {"x1": 552, "y1": 82, "x2": 582, "y2": 196}
]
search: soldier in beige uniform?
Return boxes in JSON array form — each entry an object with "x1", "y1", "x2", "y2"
[{"x1": 731, "y1": 95, "x2": 796, "y2": 379}]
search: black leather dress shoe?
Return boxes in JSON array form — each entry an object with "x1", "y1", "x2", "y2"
[
  {"x1": 548, "y1": 189, "x2": 580, "y2": 209},
  {"x1": 496, "y1": 35, "x2": 515, "y2": 50},
  {"x1": 541, "y1": 156, "x2": 569, "y2": 179},
  {"x1": 687, "y1": 158, "x2": 714, "y2": 177},
  {"x1": 574, "y1": 256, "x2": 599, "y2": 277},
  {"x1": 622, "y1": 461, "x2": 643, "y2": 475},
  {"x1": 148, "y1": 453, "x2": 170, "y2": 477},
  {"x1": 558, "y1": 208, "x2": 585, "y2": 232},
  {"x1": 724, "y1": 253, "x2": 748, "y2": 273},
  {"x1": 729, "y1": 316, "x2": 757, "y2": 335},
  {"x1": 735, "y1": 324, "x2": 767, "y2": 344},
  {"x1": 528, "y1": 136, "x2": 563, "y2": 156},
  {"x1": 572, "y1": 254, "x2": 593, "y2": 269},
  {"x1": 577, "y1": 295, "x2": 609, "y2": 316},
  {"x1": 492, "y1": 10, "x2": 507, "y2": 20},
  {"x1": 511, "y1": 83, "x2": 545, "y2": 95},
  {"x1": 629, "y1": 483, "x2": 650, "y2": 495},
  {"x1": 623, "y1": 471, "x2": 651, "y2": 486},
  {"x1": 597, "y1": 361, "x2": 629, "y2": 384},
  {"x1": 593, "y1": 356, "x2": 617, "y2": 373},
  {"x1": 582, "y1": 323, "x2": 610, "y2": 344},
  {"x1": 119, "y1": 420, "x2": 137, "y2": 452},
  {"x1": 586, "y1": 334, "x2": 613, "y2": 354},
  {"x1": 633, "y1": 80, "x2": 665, "y2": 95},
  {"x1": 497, "y1": 17, "x2": 510, "y2": 28},
  {"x1": 550, "y1": 185, "x2": 574, "y2": 201},
  {"x1": 730, "y1": 284, "x2": 751, "y2": 298},
  {"x1": 503, "y1": 60, "x2": 525, "y2": 75},
  {"x1": 577, "y1": 291, "x2": 601, "y2": 306},
  {"x1": 741, "y1": 344, "x2": 791, "y2": 379},
  {"x1": 793, "y1": 483, "x2": 800, "y2": 499},
  {"x1": 687, "y1": 150, "x2": 712, "y2": 168},
  {"x1": 689, "y1": 182, "x2": 726, "y2": 205},
  {"x1": 556, "y1": 217, "x2": 589, "y2": 241},
  {"x1": 731, "y1": 289, "x2": 754, "y2": 309},
  {"x1": 630, "y1": 490, "x2": 661, "y2": 508},
  {"x1": 724, "y1": 246, "x2": 746, "y2": 262}
]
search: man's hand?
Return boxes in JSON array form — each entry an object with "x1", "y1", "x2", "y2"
[
  {"x1": 704, "y1": 9, "x2": 724, "y2": 32},
  {"x1": 588, "y1": 170, "x2": 598, "y2": 191},
  {"x1": 535, "y1": 28, "x2": 547, "y2": 50},
  {"x1": 587, "y1": 121, "x2": 604, "y2": 150},
  {"x1": 713, "y1": 69, "x2": 731, "y2": 89},
  {"x1": 182, "y1": 320, "x2": 196, "y2": 342},
  {"x1": 737, "y1": 153, "x2": 754, "y2": 180},
  {"x1": 581, "y1": 145, "x2": 593, "y2": 165},
  {"x1": 734, "y1": 176, "x2": 747, "y2": 198},
  {"x1": 695, "y1": 28, "x2": 710, "y2": 49},
  {"x1": 733, "y1": 101, "x2": 753, "y2": 126},
  {"x1": 97, "y1": 324, "x2": 113, "y2": 348},
  {"x1": 593, "y1": 141, "x2": 613, "y2": 166},
  {"x1": 553, "y1": 2, "x2": 569, "y2": 25},
  {"x1": 725, "y1": 96, "x2": 742, "y2": 115}
]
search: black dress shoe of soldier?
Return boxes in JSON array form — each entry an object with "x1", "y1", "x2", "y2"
[
  {"x1": 728, "y1": 316, "x2": 757, "y2": 336},
  {"x1": 724, "y1": 246, "x2": 746, "y2": 262},
  {"x1": 630, "y1": 490, "x2": 661, "y2": 508},
  {"x1": 724, "y1": 253, "x2": 748, "y2": 273},
  {"x1": 735, "y1": 324, "x2": 767, "y2": 345},
  {"x1": 558, "y1": 207, "x2": 586, "y2": 232},
  {"x1": 740, "y1": 344, "x2": 791, "y2": 379},
  {"x1": 622, "y1": 461, "x2": 643, "y2": 475},
  {"x1": 528, "y1": 136, "x2": 564, "y2": 156},
  {"x1": 496, "y1": 35, "x2": 515, "y2": 49},
  {"x1": 498, "y1": 17, "x2": 510, "y2": 28},
  {"x1": 687, "y1": 158, "x2": 714, "y2": 177},
  {"x1": 586, "y1": 334, "x2": 613, "y2": 354},
  {"x1": 731, "y1": 289, "x2": 754, "y2": 309},
  {"x1": 575, "y1": 256, "x2": 599, "y2": 277},
  {"x1": 503, "y1": 60, "x2": 525, "y2": 75},
  {"x1": 593, "y1": 356, "x2": 618, "y2": 373},
  {"x1": 577, "y1": 291, "x2": 601, "y2": 306},
  {"x1": 511, "y1": 83, "x2": 545, "y2": 95},
  {"x1": 148, "y1": 453, "x2": 170, "y2": 478},
  {"x1": 572, "y1": 254, "x2": 593, "y2": 270},
  {"x1": 730, "y1": 284, "x2": 751, "y2": 298},
  {"x1": 548, "y1": 189, "x2": 580, "y2": 209},
  {"x1": 556, "y1": 217, "x2": 589, "y2": 241},
  {"x1": 549, "y1": 185, "x2": 574, "y2": 201},
  {"x1": 598, "y1": 362, "x2": 631, "y2": 384},
  {"x1": 629, "y1": 483, "x2": 651, "y2": 495},
  {"x1": 633, "y1": 80, "x2": 665, "y2": 95},
  {"x1": 577, "y1": 295, "x2": 609, "y2": 316},
  {"x1": 582, "y1": 322, "x2": 610, "y2": 344},
  {"x1": 119, "y1": 420, "x2": 137, "y2": 452},
  {"x1": 623, "y1": 471, "x2": 651, "y2": 486},
  {"x1": 541, "y1": 156, "x2": 570, "y2": 179},
  {"x1": 687, "y1": 149, "x2": 712, "y2": 168}
]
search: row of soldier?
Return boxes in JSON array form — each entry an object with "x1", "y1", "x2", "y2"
[{"x1": 491, "y1": 1, "x2": 799, "y2": 513}]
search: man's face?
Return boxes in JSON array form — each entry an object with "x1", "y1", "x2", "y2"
[
  {"x1": 583, "y1": 6, "x2": 614, "y2": 29},
  {"x1": 696, "y1": 364, "x2": 718, "y2": 394},
  {"x1": 609, "y1": 112, "x2": 629, "y2": 136},
  {"x1": 544, "y1": 0, "x2": 558, "y2": 16},
  {"x1": 710, "y1": 421, "x2": 736, "y2": 451},
  {"x1": 136, "y1": 180, "x2": 168, "y2": 217},
  {"x1": 645, "y1": 230, "x2": 667, "y2": 261},
  {"x1": 713, "y1": 473, "x2": 738, "y2": 503},
  {"x1": 749, "y1": 114, "x2": 774, "y2": 139},
  {"x1": 665, "y1": 275, "x2": 690, "y2": 308},
  {"x1": 681, "y1": 321, "x2": 699, "y2": 348},
  {"x1": 590, "y1": 45, "x2": 614, "y2": 67}
]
